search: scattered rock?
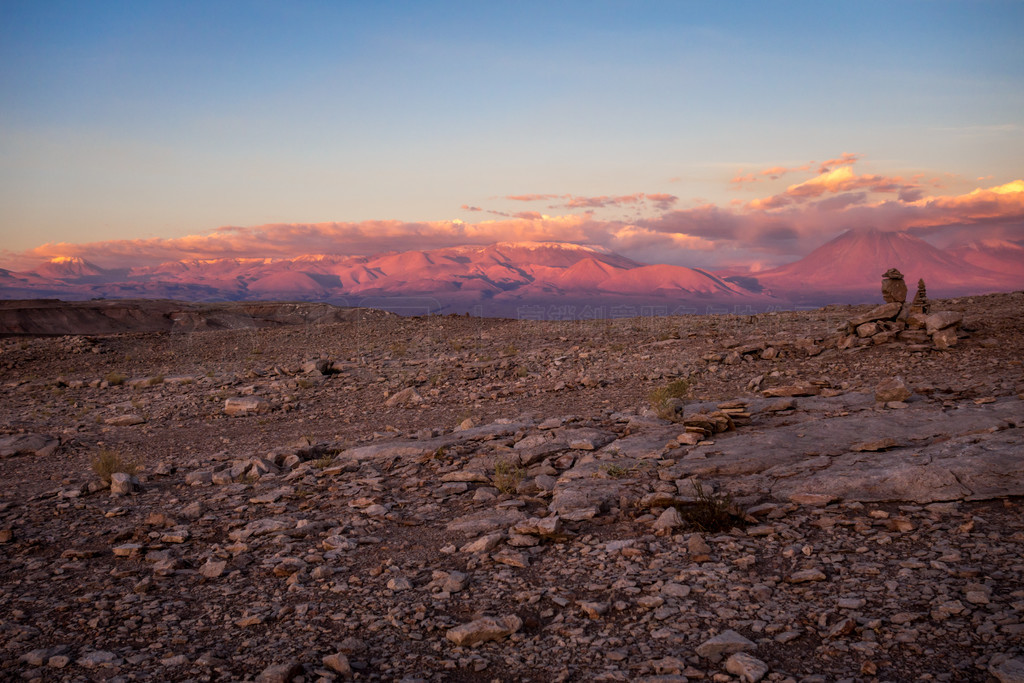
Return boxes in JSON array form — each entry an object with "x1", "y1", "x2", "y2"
[
  {"x1": 726, "y1": 652, "x2": 770, "y2": 682},
  {"x1": 696, "y1": 629, "x2": 756, "y2": 662},
  {"x1": 875, "y1": 376, "x2": 912, "y2": 403},
  {"x1": 446, "y1": 615, "x2": 523, "y2": 646},
  {"x1": 224, "y1": 396, "x2": 271, "y2": 416}
]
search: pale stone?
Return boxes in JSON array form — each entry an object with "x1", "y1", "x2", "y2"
[
  {"x1": 385, "y1": 386, "x2": 423, "y2": 407},
  {"x1": 199, "y1": 560, "x2": 227, "y2": 578},
  {"x1": 322, "y1": 652, "x2": 351, "y2": 675},
  {"x1": 105, "y1": 414, "x2": 146, "y2": 426},
  {"x1": 695, "y1": 629, "x2": 756, "y2": 661},
  {"x1": 445, "y1": 615, "x2": 522, "y2": 646},
  {"x1": 933, "y1": 326, "x2": 959, "y2": 349},
  {"x1": 109, "y1": 472, "x2": 137, "y2": 495},
  {"x1": 224, "y1": 396, "x2": 271, "y2": 416},
  {"x1": 788, "y1": 568, "x2": 827, "y2": 583},
  {"x1": 653, "y1": 506, "x2": 684, "y2": 531},
  {"x1": 875, "y1": 377, "x2": 912, "y2": 403},
  {"x1": 726, "y1": 652, "x2": 770, "y2": 682},
  {"x1": 925, "y1": 311, "x2": 963, "y2": 334},
  {"x1": 512, "y1": 516, "x2": 563, "y2": 537}
]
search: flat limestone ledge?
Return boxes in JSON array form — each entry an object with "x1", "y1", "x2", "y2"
[{"x1": 664, "y1": 394, "x2": 1024, "y2": 504}]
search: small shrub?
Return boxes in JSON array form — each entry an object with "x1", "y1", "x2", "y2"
[
  {"x1": 674, "y1": 480, "x2": 745, "y2": 533},
  {"x1": 502, "y1": 344, "x2": 519, "y2": 357},
  {"x1": 104, "y1": 371, "x2": 127, "y2": 386},
  {"x1": 296, "y1": 378, "x2": 315, "y2": 389},
  {"x1": 311, "y1": 455, "x2": 334, "y2": 469},
  {"x1": 90, "y1": 448, "x2": 137, "y2": 484},
  {"x1": 514, "y1": 366, "x2": 529, "y2": 378},
  {"x1": 493, "y1": 459, "x2": 525, "y2": 494},
  {"x1": 389, "y1": 341, "x2": 408, "y2": 357},
  {"x1": 649, "y1": 378, "x2": 691, "y2": 421},
  {"x1": 147, "y1": 374, "x2": 165, "y2": 386},
  {"x1": 600, "y1": 464, "x2": 631, "y2": 479}
]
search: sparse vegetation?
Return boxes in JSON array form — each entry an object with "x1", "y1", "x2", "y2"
[
  {"x1": 104, "y1": 371, "x2": 127, "y2": 386},
  {"x1": 600, "y1": 464, "x2": 631, "y2": 478},
  {"x1": 492, "y1": 459, "x2": 525, "y2": 494},
  {"x1": 147, "y1": 374, "x2": 165, "y2": 386},
  {"x1": 674, "y1": 480, "x2": 745, "y2": 533},
  {"x1": 389, "y1": 341, "x2": 408, "y2": 357},
  {"x1": 648, "y1": 378, "x2": 691, "y2": 421},
  {"x1": 311, "y1": 455, "x2": 335, "y2": 469},
  {"x1": 90, "y1": 448, "x2": 137, "y2": 484}
]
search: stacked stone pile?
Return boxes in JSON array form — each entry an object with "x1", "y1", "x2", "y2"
[{"x1": 837, "y1": 268, "x2": 964, "y2": 351}]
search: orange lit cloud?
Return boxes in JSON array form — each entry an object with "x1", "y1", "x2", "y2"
[
  {"x1": 817, "y1": 152, "x2": 860, "y2": 174},
  {"x1": 730, "y1": 163, "x2": 812, "y2": 187},
  {"x1": 506, "y1": 192, "x2": 678, "y2": 211},
  {"x1": 4, "y1": 157, "x2": 1022, "y2": 273}
]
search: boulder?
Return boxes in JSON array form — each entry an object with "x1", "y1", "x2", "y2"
[
  {"x1": 925, "y1": 311, "x2": 963, "y2": 334},
  {"x1": 875, "y1": 377, "x2": 912, "y2": 403},
  {"x1": 446, "y1": 615, "x2": 522, "y2": 646},
  {"x1": 224, "y1": 396, "x2": 271, "y2": 416},
  {"x1": 0, "y1": 433, "x2": 59, "y2": 458}
]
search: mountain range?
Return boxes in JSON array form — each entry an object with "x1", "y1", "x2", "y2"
[{"x1": 2, "y1": 231, "x2": 1022, "y2": 317}]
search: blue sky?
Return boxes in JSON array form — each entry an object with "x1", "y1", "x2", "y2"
[{"x1": 1, "y1": 1, "x2": 1022, "y2": 267}]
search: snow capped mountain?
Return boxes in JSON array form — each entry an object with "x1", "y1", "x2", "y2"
[
  {"x1": 35, "y1": 256, "x2": 108, "y2": 279},
  {"x1": 5, "y1": 236, "x2": 1021, "y2": 314}
]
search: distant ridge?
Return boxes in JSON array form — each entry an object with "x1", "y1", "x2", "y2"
[{"x1": 3, "y1": 235, "x2": 1022, "y2": 315}]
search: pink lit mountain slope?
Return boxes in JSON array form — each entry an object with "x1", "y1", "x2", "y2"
[
  {"x1": 2, "y1": 242, "x2": 773, "y2": 316},
  {"x1": 947, "y1": 240, "x2": 1024, "y2": 278},
  {"x1": 751, "y1": 229, "x2": 1022, "y2": 302},
  {"x1": 34, "y1": 256, "x2": 109, "y2": 280}
]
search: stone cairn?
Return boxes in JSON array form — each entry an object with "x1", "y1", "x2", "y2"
[
  {"x1": 837, "y1": 268, "x2": 962, "y2": 350},
  {"x1": 910, "y1": 278, "x2": 929, "y2": 315},
  {"x1": 881, "y1": 268, "x2": 908, "y2": 304}
]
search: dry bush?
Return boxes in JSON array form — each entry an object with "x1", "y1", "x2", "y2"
[
  {"x1": 674, "y1": 480, "x2": 745, "y2": 533},
  {"x1": 649, "y1": 378, "x2": 691, "y2": 421},
  {"x1": 104, "y1": 371, "x2": 127, "y2": 386},
  {"x1": 90, "y1": 448, "x2": 137, "y2": 484},
  {"x1": 493, "y1": 459, "x2": 525, "y2": 494}
]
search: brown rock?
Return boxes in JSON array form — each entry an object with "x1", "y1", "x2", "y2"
[
  {"x1": 933, "y1": 327, "x2": 959, "y2": 349},
  {"x1": 446, "y1": 615, "x2": 522, "y2": 646},
  {"x1": 881, "y1": 268, "x2": 908, "y2": 303},
  {"x1": 875, "y1": 377, "x2": 912, "y2": 403}
]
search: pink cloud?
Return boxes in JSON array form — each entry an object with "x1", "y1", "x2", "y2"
[
  {"x1": 817, "y1": 152, "x2": 860, "y2": 174},
  {"x1": 506, "y1": 194, "x2": 561, "y2": 202},
  {"x1": 4, "y1": 156, "x2": 1021, "y2": 274}
]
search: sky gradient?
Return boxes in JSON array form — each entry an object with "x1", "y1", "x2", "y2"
[{"x1": 2, "y1": 1, "x2": 1022, "y2": 271}]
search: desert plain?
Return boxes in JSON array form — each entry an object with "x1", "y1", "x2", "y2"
[{"x1": 1, "y1": 293, "x2": 1024, "y2": 682}]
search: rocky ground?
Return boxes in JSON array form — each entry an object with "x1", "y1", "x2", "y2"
[{"x1": 1, "y1": 292, "x2": 1023, "y2": 682}]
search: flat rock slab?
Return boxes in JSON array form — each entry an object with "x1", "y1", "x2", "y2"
[
  {"x1": 665, "y1": 395, "x2": 1024, "y2": 503},
  {"x1": 0, "y1": 433, "x2": 59, "y2": 458},
  {"x1": 338, "y1": 420, "x2": 533, "y2": 463}
]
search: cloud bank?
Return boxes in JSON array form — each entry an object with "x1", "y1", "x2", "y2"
[{"x1": 4, "y1": 158, "x2": 1022, "y2": 272}]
